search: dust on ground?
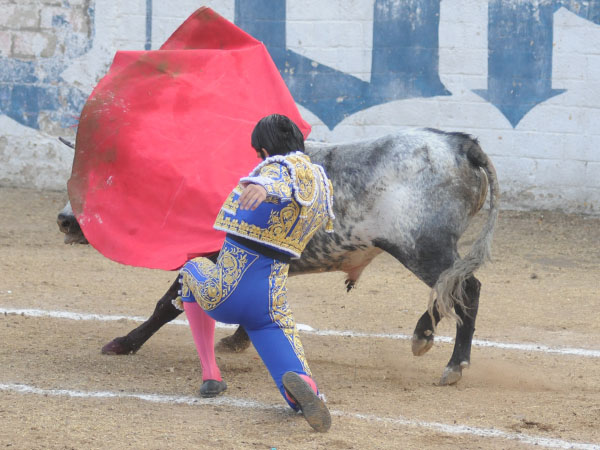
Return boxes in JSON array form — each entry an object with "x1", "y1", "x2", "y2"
[{"x1": 1, "y1": 187, "x2": 599, "y2": 449}]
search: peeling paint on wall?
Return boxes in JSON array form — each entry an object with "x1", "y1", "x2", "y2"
[
  {"x1": 0, "y1": 1, "x2": 95, "y2": 134},
  {"x1": 0, "y1": 0, "x2": 599, "y2": 213}
]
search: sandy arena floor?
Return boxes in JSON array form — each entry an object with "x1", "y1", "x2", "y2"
[{"x1": 1, "y1": 187, "x2": 599, "y2": 449}]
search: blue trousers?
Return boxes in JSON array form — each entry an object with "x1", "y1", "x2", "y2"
[{"x1": 179, "y1": 237, "x2": 312, "y2": 408}]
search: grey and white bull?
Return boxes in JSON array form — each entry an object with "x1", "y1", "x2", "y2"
[{"x1": 57, "y1": 128, "x2": 499, "y2": 385}]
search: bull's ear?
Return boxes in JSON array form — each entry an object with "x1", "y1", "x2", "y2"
[{"x1": 58, "y1": 137, "x2": 75, "y2": 149}]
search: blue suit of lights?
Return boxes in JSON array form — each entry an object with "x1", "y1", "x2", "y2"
[{"x1": 177, "y1": 152, "x2": 334, "y2": 407}]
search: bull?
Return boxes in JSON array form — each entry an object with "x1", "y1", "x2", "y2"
[{"x1": 57, "y1": 128, "x2": 499, "y2": 385}]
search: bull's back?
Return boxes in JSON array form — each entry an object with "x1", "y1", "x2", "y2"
[{"x1": 291, "y1": 129, "x2": 488, "y2": 276}]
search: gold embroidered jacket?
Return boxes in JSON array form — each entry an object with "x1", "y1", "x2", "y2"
[{"x1": 214, "y1": 152, "x2": 335, "y2": 258}]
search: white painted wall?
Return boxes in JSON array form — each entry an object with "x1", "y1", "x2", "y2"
[{"x1": 1, "y1": 1, "x2": 599, "y2": 214}]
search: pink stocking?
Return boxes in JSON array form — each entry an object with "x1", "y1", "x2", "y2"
[{"x1": 183, "y1": 301, "x2": 222, "y2": 381}]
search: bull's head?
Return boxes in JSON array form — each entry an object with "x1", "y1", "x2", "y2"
[
  {"x1": 57, "y1": 201, "x2": 88, "y2": 244},
  {"x1": 57, "y1": 137, "x2": 88, "y2": 245}
]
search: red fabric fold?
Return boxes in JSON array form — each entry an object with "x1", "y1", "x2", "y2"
[{"x1": 68, "y1": 7, "x2": 310, "y2": 270}]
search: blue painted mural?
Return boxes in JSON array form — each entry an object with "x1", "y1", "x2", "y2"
[
  {"x1": 1, "y1": 1, "x2": 599, "y2": 132},
  {"x1": 0, "y1": 6, "x2": 95, "y2": 130},
  {"x1": 235, "y1": 0, "x2": 600, "y2": 128},
  {"x1": 474, "y1": 0, "x2": 600, "y2": 127},
  {"x1": 235, "y1": 0, "x2": 450, "y2": 129}
]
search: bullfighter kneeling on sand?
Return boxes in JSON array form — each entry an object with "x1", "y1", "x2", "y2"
[{"x1": 174, "y1": 113, "x2": 335, "y2": 432}]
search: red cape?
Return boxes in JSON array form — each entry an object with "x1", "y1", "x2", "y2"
[{"x1": 68, "y1": 7, "x2": 310, "y2": 270}]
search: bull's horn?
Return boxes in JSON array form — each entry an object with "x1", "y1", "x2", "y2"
[{"x1": 58, "y1": 137, "x2": 75, "y2": 150}]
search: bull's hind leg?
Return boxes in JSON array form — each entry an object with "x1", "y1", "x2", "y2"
[
  {"x1": 412, "y1": 269, "x2": 480, "y2": 386},
  {"x1": 409, "y1": 251, "x2": 481, "y2": 385},
  {"x1": 412, "y1": 307, "x2": 441, "y2": 356},
  {"x1": 375, "y1": 232, "x2": 478, "y2": 385},
  {"x1": 215, "y1": 324, "x2": 251, "y2": 352},
  {"x1": 439, "y1": 275, "x2": 480, "y2": 385}
]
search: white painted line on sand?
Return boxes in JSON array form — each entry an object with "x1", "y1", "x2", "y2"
[
  {"x1": 2, "y1": 307, "x2": 600, "y2": 358},
  {"x1": 1, "y1": 382, "x2": 598, "y2": 450}
]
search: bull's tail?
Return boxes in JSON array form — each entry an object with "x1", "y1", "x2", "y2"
[{"x1": 429, "y1": 138, "x2": 500, "y2": 324}]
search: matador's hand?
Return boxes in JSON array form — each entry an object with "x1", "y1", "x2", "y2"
[{"x1": 239, "y1": 183, "x2": 267, "y2": 210}]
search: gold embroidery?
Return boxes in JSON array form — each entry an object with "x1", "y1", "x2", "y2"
[
  {"x1": 268, "y1": 261, "x2": 311, "y2": 375},
  {"x1": 221, "y1": 186, "x2": 245, "y2": 214},
  {"x1": 214, "y1": 153, "x2": 334, "y2": 257},
  {"x1": 287, "y1": 155, "x2": 316, "y2": 204},
  {"x1": 260, "y1": 164, "x2": 293, "y2": 199},
  {"x1": 221, "y1": 191, "x2": 239, "y2": 214},
  {"x1": 181, "y1": 243, "x2": 258, "y2": 311},
  {"x1": 268, "y1": 201, "x2": 300, "y2": 237},
  {"x1": 215, "y1": 192, "x2": 329, "y2": 256}
]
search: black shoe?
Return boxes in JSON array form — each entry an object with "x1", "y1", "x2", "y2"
[
  {"x1": 282, "y1": 372, "x2": 331, "y2": 432},
  {"x1": 200, "y1": 379, "x2": 227, "y2": 398}
]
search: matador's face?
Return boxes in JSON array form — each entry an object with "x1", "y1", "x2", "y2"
[{"x1": 255, "y1": 148, "x2": 269, "y2": 160}]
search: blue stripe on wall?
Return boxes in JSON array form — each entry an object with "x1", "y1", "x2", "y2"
[{"x1": 145, "y1": 0, "x2": 153, "y2": 50}]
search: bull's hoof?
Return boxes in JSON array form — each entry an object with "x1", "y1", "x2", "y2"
[
  {"x1": 438, "y1": 361, "x2": 469, "y2": 386},
  {"x1": 199, "y1": 379, "x2": 227, "y2": 398},
  {"x1": 215, "y1": 334, "x2": 251, "y2": 353},
  {"x1": 411, "y1": 331, "x2": 434, "y2": 356},
  {"x1": 101, "y1": 338, "x2": 136, "y2": 355}
]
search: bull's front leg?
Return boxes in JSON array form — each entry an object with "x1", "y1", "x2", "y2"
[
  {"x1": 438, "y1": 276, "x2": 481, "y2": 385},
  {"x1": 102, "y1": 278, "x2": 183, "y2": 354},
  {"x1": 101, "y1": 275, "x2": 252, "y2": 355}
]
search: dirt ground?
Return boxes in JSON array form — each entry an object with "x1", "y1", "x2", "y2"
[{"x1": 1, "y1": 186, "x2": 599, "y2": 450}]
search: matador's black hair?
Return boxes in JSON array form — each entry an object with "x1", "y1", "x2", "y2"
[{"x1": 251, "y1": 114, "x2": 305, "y2": 157}]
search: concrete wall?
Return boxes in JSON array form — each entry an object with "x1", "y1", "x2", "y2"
[{"x1": 1, "y1": 0, "x2": 599, "y2": 214}]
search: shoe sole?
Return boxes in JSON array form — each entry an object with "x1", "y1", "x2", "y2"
[{"x1": 282, "y1": 372, "x2": 331, "y2": 432}]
